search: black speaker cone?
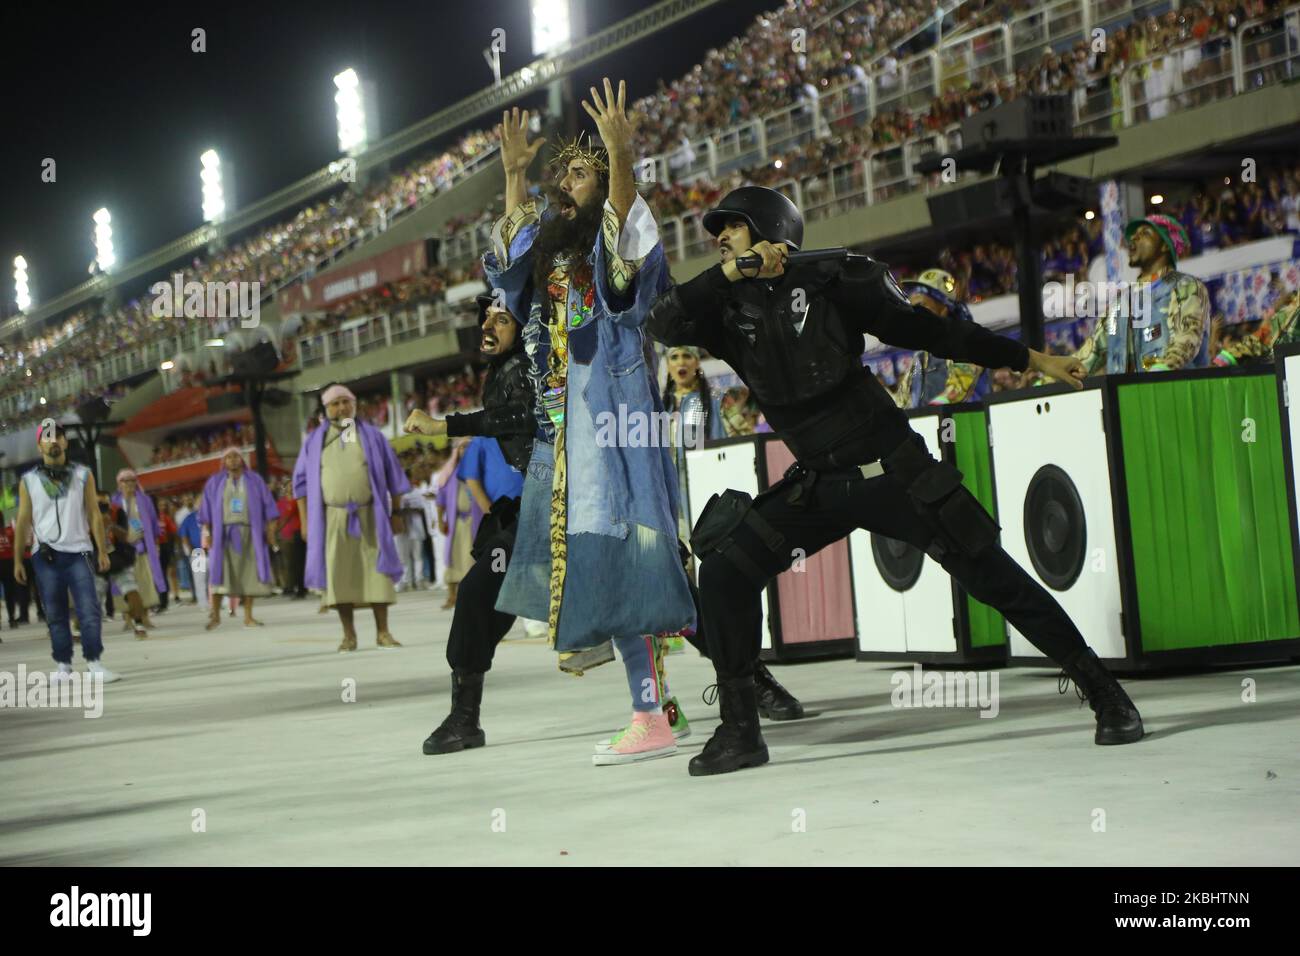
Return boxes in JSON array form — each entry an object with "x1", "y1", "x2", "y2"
[
  {"x1": 871, "y1": 533, "x2": 925, "y2": 592},
  {"x1": 1023, "y1": 463, "x2": 1086, "y2": 591}
]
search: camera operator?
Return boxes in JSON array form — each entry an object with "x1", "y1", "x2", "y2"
[{"x1": 13, "y1": 421, "x2": 120, "y2": 683}]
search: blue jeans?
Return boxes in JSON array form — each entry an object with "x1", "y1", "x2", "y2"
[
  {"x1": 177, "y1": 552, "x2": 193, "y2": 594},
  {"x1": 32, "y1": 549, "x2": 103, "y2": 664}
]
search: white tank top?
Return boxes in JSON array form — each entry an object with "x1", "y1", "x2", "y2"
[{"x1": 23, "y1": 464, "x2": 94, "y2": 554}]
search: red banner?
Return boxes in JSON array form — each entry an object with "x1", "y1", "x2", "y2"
[{"x1": 277, "y1": 239, "x2": 429, "y2": 314}]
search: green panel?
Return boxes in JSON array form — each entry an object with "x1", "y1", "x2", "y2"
[
  {"x1": 1117, "y1": 374, "x2": 1300, "y2": 651},
  {"x1": 951, "y1": 411, "x2": 1007, "y2": 648}
]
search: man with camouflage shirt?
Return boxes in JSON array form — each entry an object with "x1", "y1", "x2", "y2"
[{"x1": 1073, "y1": 214, "x2": 1210, "y2": 374}]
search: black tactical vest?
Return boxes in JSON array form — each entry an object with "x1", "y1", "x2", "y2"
[{"x1": 483, "y1": 349, "x2": 535, "y2": 472}]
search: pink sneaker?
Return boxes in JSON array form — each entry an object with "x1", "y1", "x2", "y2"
[{"x1": 592, "y1": 711, "x2": 677, "y2": 766}]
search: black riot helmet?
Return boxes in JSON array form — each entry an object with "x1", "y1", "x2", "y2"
[{"x1": 702, "y1": 186, "x2": 804, "y2": 251}]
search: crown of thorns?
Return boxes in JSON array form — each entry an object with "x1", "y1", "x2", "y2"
[{"x1": 549, "y1": 134, "x2": 609, "y2": 174}]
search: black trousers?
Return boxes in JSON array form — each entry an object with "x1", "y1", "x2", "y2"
[
  {"x1": 0, "y1": 559, "x2": 21, "y2": 623},
  {"x1": 288, "y1": 532, "x2": 307, "y2": 596},
  {"x1": 698, "y1": 465, "x2": 1089, "y2": 680},
  {"x1": 158, "y1": 543, "x2": 174, "y2": 609},
  {"x1": 21, "y1": 558, "x2": 39, "y2": 621},
  {"x1": 445, "y1": 511, "x2": 519, "y2": 674}
]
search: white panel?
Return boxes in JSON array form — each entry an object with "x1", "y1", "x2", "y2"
[
  {"x1": 851, "y1": 415, "x2": 957, "y2": 655},
  {"x1": 989, "y1": 390, "x2": 1125, "y2": 660},
  {"x1": 849, "y1": 529, "x2": 908, "y2": 653},
  {"x1": 1286, "y1": 355, "x2": 1300, "y2": 516},
  {"x1": 683, "y1": 440, "x2": 771, "y2": 649},
  {"x1": 900, "y1": 417, "x2": 958, "y2": 653}
]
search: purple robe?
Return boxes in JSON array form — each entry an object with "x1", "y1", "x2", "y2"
[
  {"x1": 111, "y1": 489, "x2": 167, "y2": 594},
  {"x1": 434, "y1": 470, "x2": 485, "y2": 566},
  {"x1": 292, "y1": 419, "x2": 411, "y2": 590},
  {"x1": 197, "y1": 468, "x2": 278, "y2": 589}
]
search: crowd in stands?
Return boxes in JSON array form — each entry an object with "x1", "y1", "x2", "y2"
[
  {"x1": 295, "y1": 264, "x2": 479, "y2": 340},
  {"x1": 149, "y1": 422, "x2": 254, "y2": 467},
  {"x1": 6, "y1": 0, "x2": 1296, "y2": 433},
  {"x1": 444, "y1": 0, "x2": 1292, "y2": 264},
  {"x1": 889, "y1": 158, "x2": 1300, "y2": 300},
  {"x1": 629, "y1": 0, "x2": 1040, "y2": 160},
  {"x1": 1, "y1": 111, "x2": 507, "y2": 428}
]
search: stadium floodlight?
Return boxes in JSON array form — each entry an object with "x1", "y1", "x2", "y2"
[
  {"x1": 334, "y1": 68, "x2": 368, "y2": 155},
  {"x1": 1150, "y1": 194, "x2": 1164, "y2": 205},
  {"x1": 14, "y1": 255, "x2": 31, "y2": 312},
  {"x1": 93, "y1": 207, "x2": 116, "y2": 273},
  {"x1": 39, "y1": 396, "x2": 47, "y2": 405},
  {"x1": 1084, "y1": 210, "x2": 1096, "y2": 220},
  {"x1": 201, "y1": 149, "x2": 226, "y2": 223},
  {"x1": 530, "y1": 0, "x2": 572, "y2": 56}
]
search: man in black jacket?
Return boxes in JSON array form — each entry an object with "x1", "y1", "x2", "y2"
[
  {"x1": 405, "y1": 293, "x2": 536, "y2": 754},
  {"x1": 646, "y1": 186, "x2": 1145, "y2": 776}
]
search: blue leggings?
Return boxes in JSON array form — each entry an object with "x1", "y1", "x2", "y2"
[{"x1": 613, "y1": 635, "x2": 661, "y2": 713}]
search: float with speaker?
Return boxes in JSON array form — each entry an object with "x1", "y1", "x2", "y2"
[
  {"x1": 852, "y1": 405, "x2": 1008, "y2": 665},
  {"x1": 987, "y1": 367, "x2": 1300, "y2": 669}
]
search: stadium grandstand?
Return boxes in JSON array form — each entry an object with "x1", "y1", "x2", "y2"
[{"x1": 3, "y1": 0, "x2": 1300, "y2": 876}]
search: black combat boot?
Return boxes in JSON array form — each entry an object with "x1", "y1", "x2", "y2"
[
  {"x1": 689, "y1": 676, "x2": 769, "y2": 776},
  {"x1": 422, "y1": 671, "x2": 487, "y2": 754},
  {"x1": 1059, "y1": 647, "x2": 1144, "y2": 745},
  {"x1": 754, "y1": 661, "x2": 805, "y2": 721}
]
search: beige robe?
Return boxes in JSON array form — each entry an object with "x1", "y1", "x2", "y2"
[
  {"x1": 124, "y1": 496, "x2": 160, "y2": 607},
  {"x1": 321, "y1": 425, "x2": 396, "y2": 607},
  {"x1": 213, "y1": 474, "x2": 272, "y2": 597}
]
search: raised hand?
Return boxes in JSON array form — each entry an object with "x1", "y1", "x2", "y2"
[
  {"x1": 497, "y1": 107, "x2": 543, "y2": 176},
  {"x1": 580, "y1": 78, "x2": 635, "y2": 159}
]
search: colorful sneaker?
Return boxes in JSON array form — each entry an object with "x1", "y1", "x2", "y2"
[
  {"x1": 596, "y1": 696, "x2": 690, "y2": 752},
  {"x1": 592, "y1": 711, "x2": 677, "y2": 766},
  {"x1": 663, "y1": 696, "x2": 691, "y2": 740},
  {"x1": 663, "y1": 635, "x2": 687, "y2": 655}
]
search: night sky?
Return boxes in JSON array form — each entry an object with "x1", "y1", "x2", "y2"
[{"x1": 1, "y1": 0, "x2": 778, "y2": 317}]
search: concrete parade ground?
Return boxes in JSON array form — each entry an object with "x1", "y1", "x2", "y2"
[{"x1": 1, "y1": 589, "x2": 1297, "y2": 866}]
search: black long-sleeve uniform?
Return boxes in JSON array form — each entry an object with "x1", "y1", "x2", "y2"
[
  {"x1": 440, "y1": 347, "x2": 537, "y2": 673},
  {"x1": 646, "y1": 256, "x2": 1091, "y2": 680}
]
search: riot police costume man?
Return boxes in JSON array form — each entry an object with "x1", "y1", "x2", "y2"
[{"x1": 646, "y1": 186, "x2": 1145, "y2": 776}]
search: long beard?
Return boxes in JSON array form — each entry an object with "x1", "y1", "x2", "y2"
[{"x1": 532, "y1": 188, "x2": 605, "y2": 290}]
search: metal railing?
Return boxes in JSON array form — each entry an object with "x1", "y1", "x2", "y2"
[
  {"x1": 647, "y1": 4, "x2": 1300, "y2": 261},
  {"x1": 293, "y1": 299, "x2": 474, "y2": 370}
]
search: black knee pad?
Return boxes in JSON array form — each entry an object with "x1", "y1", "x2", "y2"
[
  {"x1": 691, "y1": 490, "x2": 790, "y2": 588},
  {"x1": 885, "y1": 439, "x2": 999, "y2": 558}
]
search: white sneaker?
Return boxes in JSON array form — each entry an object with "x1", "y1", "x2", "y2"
[
  {"x1": 52, "y1": 663, "x2": 74, "y2": 684},
  {"x1": 86, "y1": 661, "x2": 122, "y2": 683}
]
